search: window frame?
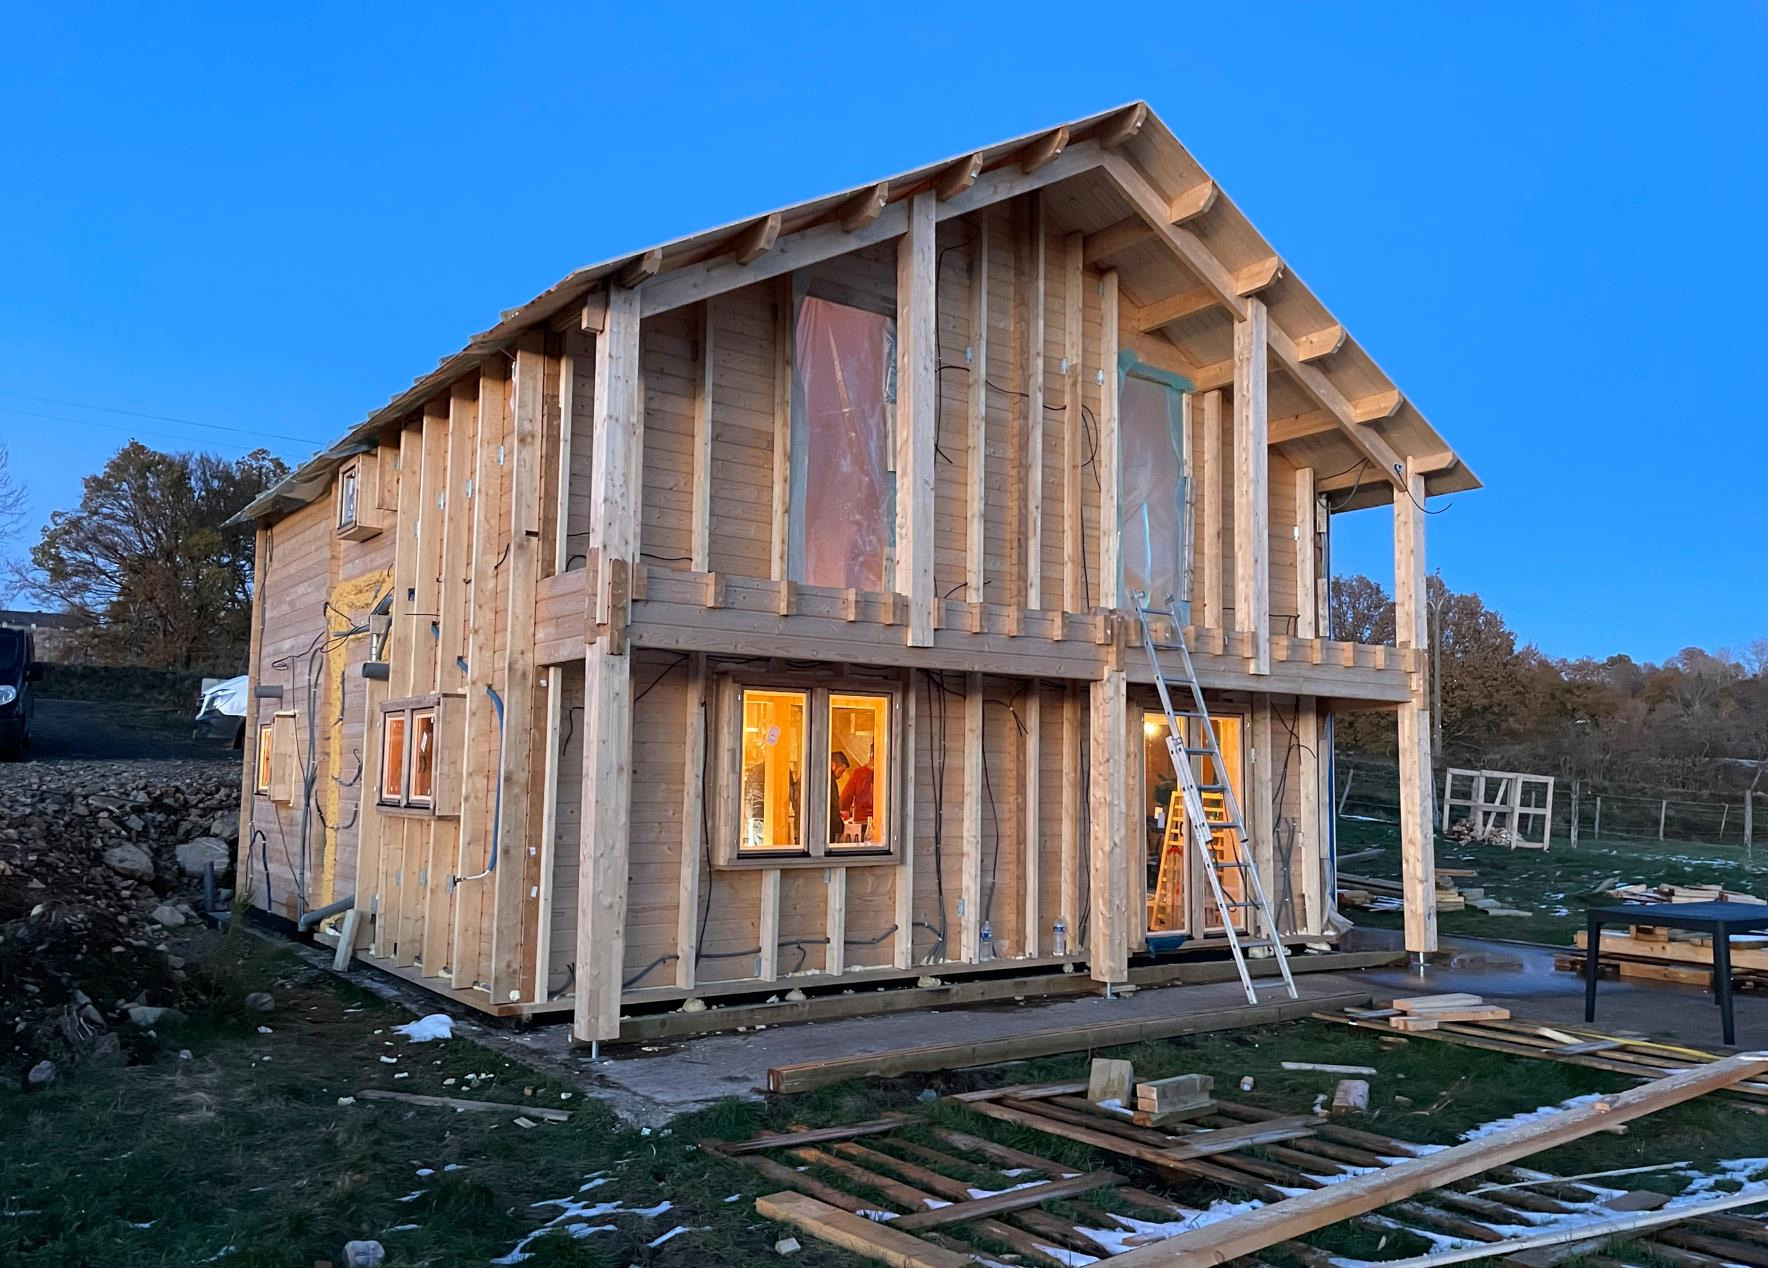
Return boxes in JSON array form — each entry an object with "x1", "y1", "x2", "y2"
[
  {"x1": 713, "y1": 672, "x2": 905, "y2": 870},
  {"x1": 1137, "y1": 704, "x2": 1249, "y2": 938},
  {"x1": 255, "y1": 722, "x2": 275, "y2": 794},
  {"x1": 379, "y1": 694, "x2": 441, "y2": 814}
]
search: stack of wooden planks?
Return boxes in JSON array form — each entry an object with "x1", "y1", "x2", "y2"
[
  {"x1": 1339, "y1": 870, "x2": 1467, "y2": 913},
  {"x1": 734, "y1": 1054, "x2": 1768, "y2": 1266},
  {"x1": 1132, "y1": 1072, "x2": 1214, "y2": 1127},
  {"x1": 1347, "y1": 991, "x2": 1512, "y2": 1032},
  {"x1": 1608, "y1": 882, "x2": 1766, "y2": 906},
  {"x1": 1566, "y1": 921, "x2": 1768, "y2": 988}
]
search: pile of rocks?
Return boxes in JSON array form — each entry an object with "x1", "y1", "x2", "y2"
[{"x1": 0, "y1": 757, "x2": 240, "y2": 1081}]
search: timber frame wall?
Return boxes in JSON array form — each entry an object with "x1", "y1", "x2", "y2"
[{"x1": 236, "y1": 103, "x2": 1474, "y2": 1041}]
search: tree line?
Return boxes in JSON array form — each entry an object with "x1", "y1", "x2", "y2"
[{"x1": 1331, "y1": 573, "x2": 1768, "y2": 795}]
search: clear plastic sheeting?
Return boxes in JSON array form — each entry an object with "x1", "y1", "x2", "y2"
[
  {"x1": 1118, "y1": 353, "x2": 1190, "y2": 612},
  {"x1": 790, "y1": 295, "x2": 896, "y2": 591}
]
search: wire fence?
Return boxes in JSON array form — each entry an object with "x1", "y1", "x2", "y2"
[{"x1": 1333, "y1": 755, "x2": 1765, "y2": 855}]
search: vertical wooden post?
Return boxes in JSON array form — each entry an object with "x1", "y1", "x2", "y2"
[
  {"x1": 1659, "y1": 798, "x2": 1668, "y2": 840},
  {"x1": 572, "y1": 285, "x2": 642, "y2": 1044},
  {"x1": 896, "y1": 192, "x2": 937, "y2": 647},
  {"x1": 1059, "y1": 683, "x2": 1081, "y2": 953},
  {"x1": 892, "y1": 681, "x2": 918, "y2": 968},
  {"x1": 960, "y1": 673, "x2": 984, "y2": 960},
  {"x1": 1098, "y1": 270, "x2": 1121, "y2": 611},
  {"x1": 1062, "y1": 232, "x2": 1085, "y2": 612},
  {"x1": 1233, "y1": 299, "x2": 1270, "y2": 673},
  {"x1": 1541, "y1": 778, "x2": 1555, "y2": 849},
  {"x1": 691, "y1": 301, "x2": 714, "y2": 573},
  {"x1": 1593, "y1": 794, "x2": 1603, "y2": 840},
  {"x1": 1200, "y1": 390, "x2": 1224, "y2": 631},
  {"x1": 1295, "y1": 466, "x2": 1318, "y2": 640},
  {"x1": 1745, "y1": 793, "x2": 1754, "y2": 853},
  {"x1": 1022, "y1": 687, "x2": 1042, "y2": 956},
  {"x1": 1296, "y1": 695, "x2": 1321, "y2": 934},
  {"x1": 675, "y1": 653, "x2": 706, "y2": 989},
  {"x1": 1025, "y1": 195, "x2": 1046, "y2": 611},
  {"x1": 1393, "y1": 456, "x2": 1437, "y2": 954},
  {"x1": 489, "y1": 337, "x2": 546, "y2": 1001},
  {"x1": 770, "y1": 278, "x2": 792, "y2": 582},
  {"x1": 824, "y1": 867, "x2": 848, "y2": 975},
  {"x1": 1250, "y1": 697, "x2": 1276, "y2": 935},
  {"x1": 1088, "y1": 665, "x2": 1128, "y2": 984},
  {"x1": 758, "y1": 869, "x2": 781, "y2": 980},
  {"x1": 965, "y1": 216, "x2": 989, "y2": 603},
  {"x1": 1569, "y1": 780, "x2": 1581, "y2": 849}
]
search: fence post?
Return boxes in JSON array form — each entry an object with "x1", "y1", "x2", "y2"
[
  {"x1": 1746, "y1": 794, "x2": 1754, "y2": 857},
  {"x1": 1658, "y1": 799, "x2": 1668, "y2": 840},
  {"x1": 1593, "y1": 795, "x2": 1602, "y2": 840},
  {"x1": 1569, "y1": 781, "x2": 1580, "y2": 849},
  {"x1": 1721, "y1": 803, "x2": 1730, "y2": 839},
  {"x1": 1337, "y1": 768, "x2": 1354, "y2": 816}
]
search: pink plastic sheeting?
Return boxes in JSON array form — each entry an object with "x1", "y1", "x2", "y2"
[
  {"x1": 793, "y1": 296, "x2": 895, "y2": 591},
  {"x1": 1119, "y1": 370, "x2": 1187, "y2": 608}
]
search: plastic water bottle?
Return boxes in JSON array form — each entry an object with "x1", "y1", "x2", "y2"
[
  {"x1": 1052, "y1": 919, "x2": 1068, "y2": 957},
  {"x1": 979, "y1": 920, "x2": 994, "y2": 960}
]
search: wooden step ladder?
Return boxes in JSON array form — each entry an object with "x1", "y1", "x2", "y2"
[{"x1": 1132, "y1": 592, "x2": 1298, "y2": 1005}]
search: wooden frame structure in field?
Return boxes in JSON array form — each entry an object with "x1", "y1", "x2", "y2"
[
  {"x1": 231, "y1": 101, "x2": 1477, "y2": 1043},
  {"x1": 1442, "y1": 767, "x2": 1554, "y2": 849}
]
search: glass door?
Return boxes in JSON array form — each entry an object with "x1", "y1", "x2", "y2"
[{"x1": 1142, "y1": 710, "x2": 1248, "y2": 938}]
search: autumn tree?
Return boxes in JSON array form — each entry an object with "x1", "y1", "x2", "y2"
[
  {"x1": 16, "y1": 441, "x2": 286, "y2": 669},
  {"x1": 1328, "y1": 573, "x2": 1394, "y2": 645}
]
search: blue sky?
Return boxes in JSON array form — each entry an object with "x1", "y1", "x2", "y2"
[{"x1": 2, "y1": 4, "x2": 1763, "y2": 663}]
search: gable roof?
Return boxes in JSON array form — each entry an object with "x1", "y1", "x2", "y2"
[{"x1": 239, "y1": 101, "x2": 1476, "y2": 524}]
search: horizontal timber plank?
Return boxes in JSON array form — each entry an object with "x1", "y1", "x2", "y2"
[
  {"x1": 764, "y1": 989, "x2": 1372, "y2": 1093},
  {"x1": 754, "y1": 1190, "x2": 972, "y2": 1268}
]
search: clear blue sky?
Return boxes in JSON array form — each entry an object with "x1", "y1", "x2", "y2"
[{"x1": 3, "y1": 4, "x2": 1762, "y2": 663}]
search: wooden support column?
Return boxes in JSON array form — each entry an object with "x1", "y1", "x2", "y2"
[
  {"x1": 1022, "y1": 688, "x2": 1041, "y2": 956},
  {"x1": 1059, "y1": 684, "x2": 1081, "y2": 954},
  {"x1": 758, "y1": 869, "x2": 781, "y2": 980},
  {"x1": 675, "y1": 653, "x2": 706, "y2": 989},
  {"x1": 771, "y1": 279, "x2": 792, "y2": 582},
  {"x1": 892, "y1": 681, "x2": 918, "y2": 969},
  {"x1": 895, "y1": 192, "x2": 937, "y2": 646},
  {"x1": 965, "y1": 217, "x2": 988, "y2": 602},
  {"x1": 1295, "y1": 465, "x2": 1318, "y2": 640},
  {"x1": 1061, "y1": 231, "x2": 1085, "y2": 611},
  {"x1": 573, "y1": 285, "x2": 642, "y2": 1043},
  {"x1": 1234, "y1": 299, "x2": 1270, "y2": 673},
  {"x1": 1393, "y1": 456, "x2": 1438, "y2": 954},
  {"x1": 1250, "y1": 696, "x2": 1276, "y2": 936},
  {"x1": 449, "y1": 368, "x2": 503, "y2": 986},
  {"x1": 960, "y1": 672, "x2": 984, "y2": 961},
  {"x1": 1025, "y1": 194, "x2": 1046, "y2": 610},
  {"x1": 377, "y1": 424, "x2": 421, "y2": 960},
  {"x1": 1296, "y1": 695, "x2": 1323, "y2": 934},
  {"x1": 824, "y1": 866, "x2": 848, "y2": 976},
  {"x1": 488, "y1": 337, "x2": 545, "y2": 1002},
  {"x1": 691, "y1": 301, "x2": 714, "y2": 572},
  {"x1": 1098, "y1": 270, "x2": 1121, "y2": 610},
  {"x1": 1199, "y1": 390, "x2": 1224, "y2": 630},
  {"x1": 1088, "y1": 666, "x2": 1128, "y2": 983}
]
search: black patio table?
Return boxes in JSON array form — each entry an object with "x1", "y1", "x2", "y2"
[{"x1": 1585, "y1": 900, "x2": 1768, "y2": 1045}]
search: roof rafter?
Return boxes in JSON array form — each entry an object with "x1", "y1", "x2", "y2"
[
  {"x1": 729, "y1": 213, "x2": 781, "y2": 265},
  {"x1": 837, "y1": 182, "x2": 889, "y2": 232},
  {"x1": 1015, "y1": 126, "x2": 1069, "y2": 174},
  {"x1": 934, "y1": 152, "x2": 984, "y2": 202}
]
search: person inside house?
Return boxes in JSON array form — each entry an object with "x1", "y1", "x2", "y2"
[
  {"x1": 830, "y1": 750, "x2": 850, "y2": 842},
  {"x1": 836, "y1": 746, "x2": 875, "y2": 842}
]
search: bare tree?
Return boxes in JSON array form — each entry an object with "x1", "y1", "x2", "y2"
[{"x1": 0, "y1": 442, "x2": 24, "y2": 544}]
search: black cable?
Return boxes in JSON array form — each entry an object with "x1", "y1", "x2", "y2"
[{"x1": 633, "y1": 654, "x2": 689, "y2": 705}]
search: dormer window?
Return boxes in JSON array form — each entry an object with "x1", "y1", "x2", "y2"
[{"x1": 336, "y1": 454, "x2": 385, "y2": 541}]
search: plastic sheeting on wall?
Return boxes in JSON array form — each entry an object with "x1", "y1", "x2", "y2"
[
  {"x1": 789, "y1": 295, "x2": 896, "y2": 591},
  {"x1": 1118, "y1": 353, "x2": 1191, "y2": 611}
]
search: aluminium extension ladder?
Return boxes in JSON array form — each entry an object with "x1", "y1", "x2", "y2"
[{"x1": 1132, "y1": 592, "x2": 1298, "y2": 1005}]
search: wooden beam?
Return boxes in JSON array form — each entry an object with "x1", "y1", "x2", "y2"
[
  {"x1": 892, "y1": 681, "x2": 917, "y2": 969},
  {"x1": 1082, "y1": 216, "x2": 1153, "y2": 264},
  {"x1": 1107, "y1": 1053, "x2": 1768, "y2": 1266},
  {"x1": 1060, "y1": 685, "x2": 1081, "y2": 950},
  {"x1": 1233, "y1": 299, "x2": 1270, "y2": 674},
  {"x1": 1394, "y1": 456, "x2": 1436, "y2": 956},
  {"x1": 756, "y1": 1192, "x2": 971, "y2": 1268},
  {"x1": 1133, "y1": 286, "x2": 1215, "y2": 332},
  {"x1": 893, "y1": 1170, "x2": 1121, "y2": 1231},
  {"x1": 895, "y1": 192, "x2": 937, "y2": 647},
  {"x1": 690, "y1": 302, "x2": 713, "y2": 571},
  {"x1": 675, "y1": 654, "x2": 706, "y2": 989},
  {"x1": 729, "y1": 212, "x2": 781, "y2": 265},
  {"x1": 1169, "y1": 180, "x2": 1219, "y2": 223},
  {"x1": 1098, "y1": 270, "x2": 1120, "y2": 610},
  {"x1": 961, "y1": 673, "x2": 983, "y2": 960},
  {"x1": 1088, "y1": 668, "x2": 1128, "y2": 983},
  {"x1": 770, "y1": 277, "x2": 792, "y2": 582},
  {"x1": 1061, "y1": 231, "x2": 1085, "y2": 611},
  {"x1": 571, "y1": 284, "x2": 642, "y2": 1044},
  {"x1": 579, "y1": 289, "x2": 607, "y2": 334},
  {"x1": 758, "y1": 867, "x2": 781, "y2": 980},
  {"x1": 1269, "y1": 409, "x2": 1338, "y2": 446},
  {"x1": 1296, "y1": 695, "x2": 1322, "y2": 934},
  {"x1": 1268, "y1": 326, "x2": 1407, "y2": 487},
  {"x1": 1352, "y1": 388, "x2": 1404, "y2": 422},
  {"x1": 1025, "y1": 193, "x2": 1046, "y2": 610},
  {"x1": 1016, "y1": 125, "x2": 1070, "y2": 174},
  {"x1": 1234, "y1": 256, "x2": 1284, "y2": 296},
  {"x1": 616, "y1": 248, "x2": 661, "y2": 289},
  {"x1": 1295, "y1": 465, "x2": 1319, "y2": 639},
  {"x1": 1293, "y1": 323, "x2": 1346, "y2": 363},
  {"x1": 934, "y1": 152, "x2": 984, "y2": 202},
  {"x1": 965, "y1": 216, "x2": 988, "y2": 602},
  {"x1": 1199, "y1": 390, "x2": 1224, "y2": 630},
  {"x1": 823, "y1": 865, "x2": 847, "y2": 976},
  {"x1": 1022, "y1": 689, "x2": 1041, "y2": 956},
  {"x1": 837, "y1": 182, "x2": 889, "y2": 232},
  {"x1": 1097, "y1": 102, "x2": 1148, "y2": 150}
]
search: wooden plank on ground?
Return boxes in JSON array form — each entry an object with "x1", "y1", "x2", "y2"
[
  {"x1": 891, "y1": 1169, "x2": 1122, "y2": 1231},
  {"x1": 755, "y1": 1191, "x2": 973, "y2": 1268},
  {"x1": 1103, "y1": 1052, "x2": 1768, "y2": 1266},
  {"x1": 720, "y1": 1114, "x2": 907, "y2": 1154},
  {"x1": 765, "y1": 990, "x2": 1371, "y2": 1093}
]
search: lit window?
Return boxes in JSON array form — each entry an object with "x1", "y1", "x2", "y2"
[
  {"x1": 256, "y1": 723, "x2": 274, "y2": 793},
  {"x1": 738, "y1": 688, "x2": 808, "y2": 854},
  {"x1": 789, "y1": 296, "x2": 896, "y2": 591},
  {"x1": 381, "y1": 710, "x2": 407, "y2": 805},
  {"x1": 408, "y1": 709, "x2": 435, "y2": 806},
  {"x1": 828, "y1": 693, "x2": 889, "y2": 850}
]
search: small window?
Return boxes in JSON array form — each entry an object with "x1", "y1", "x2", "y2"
[
  {"x1": 338, "y1": 463, "x2": 360, "y2": 529},
  {"x1": 738, "y1": 688, "x2": 808, "y2": 854},
  {"x1": 256, "y1": 723, "x2": 275, "y2": 793},
  {"x1": 335, "y1": 454, "x2": 384, "y2": 540},
  {"x1": 381, "y1": 710, "x2": 408, "y2": 805},
  {"x1": 379, "y1": 695, "x2": 459, "y2": 814},
  {"x1": 408, "y1": 708, "x2": 435, "y2": 807},
  {"x1": 720, "y1": 677, "x2": 902, "y2": 867}
]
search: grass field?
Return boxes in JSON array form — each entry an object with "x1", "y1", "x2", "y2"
[
  {"x1": 6, "y1": 924, "x2": 1768, "y2": 1265},
  {"x1": 1339, "y1": 813, "x2": 1768, "y2": 945}
]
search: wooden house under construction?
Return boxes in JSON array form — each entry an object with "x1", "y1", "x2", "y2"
[{"x1": 233, "y1": 102, "x2": 1476, "y2": 1044}]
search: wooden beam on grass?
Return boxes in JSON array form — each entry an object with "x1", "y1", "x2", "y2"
[
  {"x1": 1016, "y1": 125, "x2": 1070, "y2": 174},
  {"x1": 1233, "y1": 298, "x2": 1270, "y2": 674},
  {"x1": 756, "y1": 1192, "x2": 971, "y2": 1268},
  {"x1": 893, "y1": 1170, "x2": 1122, "y2": 1230},
  {"x1": 837, "y1": 181, "x2": 889, "y2": 232},
  {"x1": 934, "y1": 152, "x2": 984, "y2": 202},
  {"x1": 729, "y1": 212, "x2": 781, "y2": 265},
  {"x1": 571, "y1": 284, "x2": 642, "y2": 1044},
  {"x1": 894, "y1": 192, "x2": 937, "y2": 647},
  {"x1": 1106, "y1": 1053, "x2": 1768, "y2": 1266}
]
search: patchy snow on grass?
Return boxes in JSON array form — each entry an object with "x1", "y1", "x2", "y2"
[
  {"x1": 393, "y1": 1014, "x2": 455, "y2": 1043},
  {"x1": 1458, "y1": 1092, "x2": 1609, "y2": 1141},
  {"x1": 647, "y1": 1225, "x2": 691, "y2": 1247}
]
